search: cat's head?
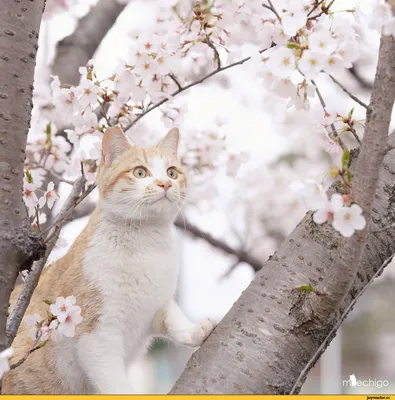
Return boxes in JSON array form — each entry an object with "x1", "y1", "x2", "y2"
[{"x1": 97, "y1": 126, "x2": 187, "y2": 223}]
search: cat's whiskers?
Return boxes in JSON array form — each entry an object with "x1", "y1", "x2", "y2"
[{"x1": 174, "y1": 199, "x2": 187, "y2": 234}]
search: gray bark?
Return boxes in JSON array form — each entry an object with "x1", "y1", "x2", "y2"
[
  {"x1": 171, "y1": 33, "x2": 395, "y2": 394},
  {"x1": 170, "y1": 135, "x2": 395, "y2": 394},
  {"x1": 0, "y1": 0, "x2": 45, "y2": 353},
  {"x1": 51, "y1": 0, "x2": 126, "y2": 85}
]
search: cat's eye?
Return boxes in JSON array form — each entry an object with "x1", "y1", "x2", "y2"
[
  {"x1": 167, "y1": 168, "x2": 178, "y2": 179},
  {"x1": 133, "y1": 167, "x2": 147, "y2": 179}
]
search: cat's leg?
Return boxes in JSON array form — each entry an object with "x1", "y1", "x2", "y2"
[
  {"x1": 152, "y1": 300, "x2": 216, "y2": 347},
  {"x1": 77, "y1": 334, "x2": 133, "y2": 394}
]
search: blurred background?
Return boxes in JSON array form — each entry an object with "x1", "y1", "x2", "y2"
[{"x1": 30, "y1": 0, "x2": 395, "y2": 394}]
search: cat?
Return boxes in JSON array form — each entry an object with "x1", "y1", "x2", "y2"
[{"x1": 3, "y1": 126, "x2": 215, "y2": 394}]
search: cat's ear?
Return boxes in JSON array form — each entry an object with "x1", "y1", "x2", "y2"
[
  {"x1": 157, "y1": 128, "x2": 179, "y2": 155},
  {"x1": 102, "y1": 126, "x2": 131, "y2": 165}
]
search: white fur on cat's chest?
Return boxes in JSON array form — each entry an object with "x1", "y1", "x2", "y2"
[{"x1": 83, "y1": 221, "x2": 179, "y2": 353}]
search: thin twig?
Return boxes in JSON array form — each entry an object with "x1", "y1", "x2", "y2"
[
  {"x1": 289, "y1": 252, "x2": 395, "y2": 394},
  {"x1": 266, "y1": 1, "x2": 281, "y2": 22},
  {"x1": 123, "y1": 48, "x2": 269, "y2": 132},
  {"x1": 40, "y1": 183, "x2": 96, "y2": 239},
  {"x1": 9, "y1": 332, "x2": 44, "y2": 370},
  {"x1": 311, "y1": 79, "x2": 345, "y2": 149},
  {"x1": 307, "y1": 0, "x2": 324, "y2": 16},
  {"x1": 329, "y1": 74, "x2": 369, "y2": 109},
  {"x1": 204, "y1": 38, "x2": 222, "y2": 70},
  {"x1": 346, "y1": 124, "x2": 362, "y2": 145},
  {"x1": 169, "y1": 73, "x2": 183, "y2": 91}
]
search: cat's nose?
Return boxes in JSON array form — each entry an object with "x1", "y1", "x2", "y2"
[{"x1": 157, "y1": 181, "x2": 172, "y2": 191}]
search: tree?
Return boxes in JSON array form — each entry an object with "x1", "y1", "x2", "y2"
[{"x1": 0, "y1": 0, "x2": 395, "y2": 394}]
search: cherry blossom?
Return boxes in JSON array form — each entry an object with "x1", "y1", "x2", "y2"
[
  {"x1": 23, "y1": 182, "x2": 38, "y2": 214},
  {"x1": 24, "y1": 314, "x2": 49, "y2": 341},
  {"x1": 290, "y1": 179, "x2": 328, "y2": 211},
  {"x1": 333, "y1": 204, "x2": 367, "y2": 237},
  {"x1": 38, "y1": 182, "x2": 59, "y2": 209},
  {"x1": 24, "y1": 313, "x2": 42, "y2": 340},
  {"x1": 308, "y1": 30, "x2": 338, "y2": 55},
  {"x1": 50, "y1": 296, "x2": 83, "y2": 339},
  {"x1": 267, "y1": 47, "x2": 296, "y2": 78},
  {"x1": 0, "y1": 347, "x2": 13, "y2": 380},
  {"x1": 298, "y1": 50, "x2": 324, "y2": 79},
  {"x1": 313, "y1": 194, "x2": 344, "y2": 225}
]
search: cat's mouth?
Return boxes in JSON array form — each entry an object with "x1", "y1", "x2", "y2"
[{"x1": 150, "y1": 193, "x2": 172, "y2": 204}]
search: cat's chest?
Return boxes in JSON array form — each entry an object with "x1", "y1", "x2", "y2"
[{"x1": 83, "y1": 224, "x2": 179, "y2": 307}]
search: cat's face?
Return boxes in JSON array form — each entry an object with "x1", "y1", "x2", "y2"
[{"x1": 97, "y1": 127, "x2": 187, "y2": 222}]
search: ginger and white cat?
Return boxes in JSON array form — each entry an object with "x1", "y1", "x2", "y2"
[{"x1": 3, "y1": 127, "x2": 215, "y2": 394}]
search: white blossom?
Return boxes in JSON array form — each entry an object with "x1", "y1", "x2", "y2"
[
  {"x1": 298, "y1": 50, "x2": 324, "y2": 79},
  {"x1": 50, "y1": 296, "x2": 83, "y2": 339},
  {"x1": 333, "y1": 204, "x2": 366, "y2": 237},
  {"x1": 266, "y1": 46, "x2": 296, "y2": 78},
  {"x1": 38, "y1": 182, "x2": 59, "y2": 209},
  {"x1": 313, "y1": 194, "x2": 344, "y2": 224}
]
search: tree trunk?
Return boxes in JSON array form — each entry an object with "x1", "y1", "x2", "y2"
[
  {"x1": 171, "y1": 33, "x2": 395, "y2": 394},
  {"x1": 171, "y1": 132, "x2": 395, "y2": 394},
  {"x1": 51, "y1": 0, "x2": 126, "y2": 85},
  {"x1": 0, "y1": 0, "x2": 46, "y2": 352}
]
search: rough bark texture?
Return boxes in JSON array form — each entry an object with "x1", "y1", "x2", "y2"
[
  {"x1": 171, "y1": 33, "x2": 395, "y2": 395},
  {"x1": 171, "y1": 132, "x2": 395, "y2": 394},
  {"x1": 317, "y1": 32, "x2": 395, "y2": 316},
  {"x1": 51, "y1": 0, "x2": 126, "y2": 85},
  {"x1": 0, "y1": 0, "x2": 45, "y2": 352}
]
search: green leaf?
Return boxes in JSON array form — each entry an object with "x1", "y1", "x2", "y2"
[
  {"x1": 347, "y1": 170, "x2": 352, "y2": 183},
  {"x1": 341, "y1": 147, "x2": 350, "y2": 171},
  {"x1": 287, "y1": 43, "x2": 300, "y2": 49},
  {"x1": 348, "y1": 107, "x2": 355, "y2": 118},
  {"x1": 295, "y1": 283, "x2": 316, "y2": 293},
  {"x1": 43, "y1": 299, "x2": 53, "y2": 306},
  {"x1": 25, "y1": 170, "x2": 33, "y2": 184}
]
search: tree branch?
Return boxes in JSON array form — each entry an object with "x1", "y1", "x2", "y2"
[
  {"x1": 170, "y1": 131, "x2": 395, "y2": 395},
  {"x1": 0, "y1": 0, "x2": 46, "y2": 354},
  {"x1": 349, "y1": 65, "x2": 373, "y2": 90},
  {"x1": 9, "y1": 332, "x2": 43, "y2": 371},
  {"x1": 330, "y1": 32, "x2": 395, "y2": 312},
  {"x1": 289, "y1": 250, "x2": 395, "y2": 393},
  {"x1": 174, "y1": 218, "x2": 262, "y2": 272},
  {"x1": 123, "y1": 48, "x2": 269, "y2": 132},
  {"x1": 328, "y1": 74, "x2": 369, "y2": 109},
  {"x1": 311, "y1": 79, "x2": 345, "y2": 148},
  {"x1": 52, "y1": 0, "x2": 127, "y2": 85},
  {"x1": 6, "y1": 177, "x2": 89, "y2": 347},
  {"x1": 170, "y1": 33, "x2": 395, "y2": 395}
]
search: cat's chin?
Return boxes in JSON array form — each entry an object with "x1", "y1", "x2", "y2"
[{"x1": 101, "y1": 198, "x2": 181, "y2": 224}]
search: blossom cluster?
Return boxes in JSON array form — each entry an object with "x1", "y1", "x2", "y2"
[
  {"x1": 293, "y1": 179, "x2": 366, "y2": 237},
  {"x1": 357, "y1": 0, "x2": 395, "y2": 37},
  {"x1": 24, "y1": 296, "x2": 83, "y2": 343},
  {"x1": 0, "y1": 296, "x2": 82, "y2": 379},
  {"x1": 22, "y1": 0, "x2": 382, "y2": 240}
]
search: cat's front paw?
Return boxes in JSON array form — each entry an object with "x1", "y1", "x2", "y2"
[{"x1": 190, "y1": 318, "x2": 216, "y2": 347}]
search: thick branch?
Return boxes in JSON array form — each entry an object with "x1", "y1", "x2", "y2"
[
  {"x1": 0, "y1": 0, "x2": 46, "y2": 353},
  {"x1": 331, "y1": 32, "x2": 395, "y2": 310},
  {"x1": 170, "y1": 33, "x2": 395, "y2": 394},
  {"x1": 52, "y1": 0, "x2": 126, "y2": 85},
  {"x1": 6, "y1": 177, "x2": 87, "y2": 346},
  {"x1": 174, "y1": 218, "x2": 262, "y2": 272},
  {"x1": 170, "y1": 131, "x2": 395, "y2": 395}
]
